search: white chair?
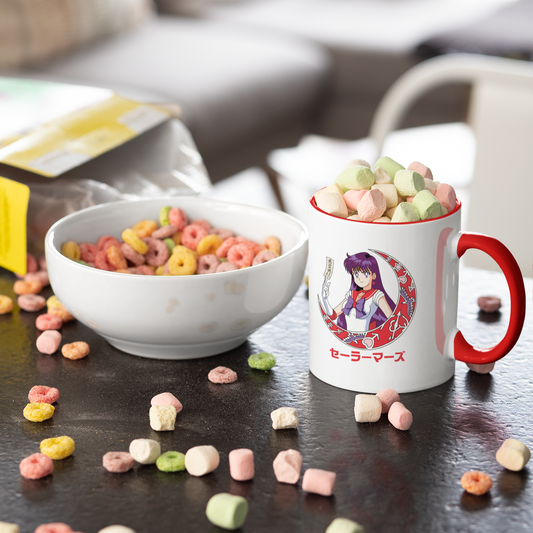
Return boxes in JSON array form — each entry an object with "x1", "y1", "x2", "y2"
[{"x1": 269, "y1": 53, "x2": 533, "y2": 277}]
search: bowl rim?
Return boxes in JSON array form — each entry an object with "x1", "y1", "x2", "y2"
[{"x1": 45, "y1": 196, "x2": 309, "y2": 280}]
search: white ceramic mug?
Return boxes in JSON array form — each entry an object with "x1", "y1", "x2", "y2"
[{"x1": 308, "y1": 198, "x2": 526, "y2": 393}]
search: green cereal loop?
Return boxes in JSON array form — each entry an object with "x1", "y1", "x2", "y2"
[
  {"x1": 248, "y1": 352, "x2": 276, "y2": 371},
  {"x1": 164, "y1": 238, "x2": 175, "y2": 253},
  {"x1": 156, "y1": 451, "x2": 185, "y2": 472},
  {"x1": 75, "y1": 259, "x2": 88, "y2": 266},
  {"x1": 159, "y1": 206, "x2": 171, "y2": 226}
]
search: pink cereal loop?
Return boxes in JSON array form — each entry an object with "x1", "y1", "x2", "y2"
[
  {"x1": 94, "y1": 251, "x2": 114, "y2": 271},
  {"x1": 34, "y1": 523, "x2": 73, "y2": 533},
  {"x1": 138, "y1": 265, "x2": 156, "y2": 275},
  {"x1": 181, "y1": 224, "x2": 208, "y2": 251},
  {"x1": 144, "y1": 237, "x2": 170, "y2": 267},
  {"x1": 168, "y1": 207, "x2": 188, "y2": 231},
  {"x1": 29, "y1": 385, "x2": 59, "y2": 404},
  {"x1": 120, "y1": 243, "x2": 146, "y2": 266},
  {"x1": 25, "y1": 270, "x2": 50, "y2": 287},
  {"x1": 102, "y1": 451, "x2": 135, "y2": 473},
  {"x1": 216, "y1": 261, "x2": 238, "y2": 273},
  {"x1": 26, "y1": 253, "x2": 38, "y2": 273},
  {"x1": 36, "y1": 314, "x2": 63, "y2": 331},
  {"x1": 252, "y1": 249, "x2": 277, "y2": 266},
  {"x1": 215, "y1": 237, "x2": 238, "y2": 258},
  {"x1": 208, "y1": 366, "x2": 238, "y2": 384},
  {"x1": 18, "y1": 294, "x2": 46, "y2": 312},
  {"x1": 190, "y1": 218, "x2": 211, "y2": 231},
  {"x1": 197, "y1": 254, "x2": 219, "y2": 274},
  {"x1": 96, "y1": 235, "x2": 121, "y2": 251},
  {"x1": 19, "y1": 453, "x2": 54, "y2": 480},
  {"x1": 79, "y1": 243, "x2": 98, "y2": 263},
  {"x1": 210, "y1": 227, "x2": 234, "y2": 241},
  {"x1": 151, "y1": 224, "x2": 178, "y2": 239},
  {"x1": 227, "y1": 243, "x2": 254, "y2": 268}
]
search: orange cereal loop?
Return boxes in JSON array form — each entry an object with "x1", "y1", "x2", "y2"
[
  {"x1": 106, "y1": 245, "x2": 127, "y2": 270},
  {"x1": 62, "y1": 341, "x2": 90, "y2": 360},
  {"x1": 181, "y1": 224, "x2": 208, "y2": 251},
  {"x1": 61, "y1": 241, "x2": 81, "y2": 261},
  {"x1": 48, "y1": 304, "x2": 75, "y2": 322},
  {"x1": 14, "y1": 279, "x2": 43, "y2": 295},
  {"x1": 172, "y1": 232, "x2": 182, "y2": 245},
  {"x1": 197, "y1": 234, "x2": 223, "y2": 256},
  {"x1": 168, "y1": 250, "x2": 197, "y2": 275},
  {"x1": 460, "y1": 470, "x2": 492, "y2": 495},
  {"x1": 122, "y1": 228, "x2": 148, "y2": 255},
  {"x1": 264, "y1": 236, "x2": 281, "y2": 256},
  {"x1": 132, "y1": 219, "x2": 158, "y2": 238},
  {"x1": 0, "y1": 294, "x2": 14, "y2": 314}
]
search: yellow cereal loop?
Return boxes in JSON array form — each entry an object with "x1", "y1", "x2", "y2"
[
  {"x1": 168, "y1": 250, "x2": 197, "y2": 275},
  {"x1": 23, "y1": 402, "x2": 55, "y2": 422},
  {"x1": 40, "y1": 436, "x2": 75, "y2": 460},
  {"x1": 173, "y1": 245, "x2": 198, "y2": 258},
  {"x1": 61, "y1": 241, "x2": 81, "y2": 261},
  {"x1": 46, "y1": 295, "x2": 62, "y2": 309},
  {"x1": 132, "y1": 219, "x2": 158, "y2": 238},
  {"x1": 122, "y1": 228, "x2": 148, "y2": 254},
  {"x1": 0, "y1": 295, "x2": 14, "y2": 314},
  {"x1": 197, "y1": 234, "x2": 223, "y2": 256},
  {"x1": 172, "y1": 232, "x2": 182, "y2": 245},
  {"x1": 155, "y1": 266, "x2": 170, "y2": 276},
  {"x1": 264, "y1": 236, "x2": 281, "y2": 256}
]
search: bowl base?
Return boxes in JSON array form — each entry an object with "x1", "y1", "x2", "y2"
[{"x1": 101, "y1": 334, "x2": 249, "y2": 360}]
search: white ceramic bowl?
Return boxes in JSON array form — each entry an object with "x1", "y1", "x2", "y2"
[{"x1": 45, "y1": 197, "x2": 308, "y2": 359}]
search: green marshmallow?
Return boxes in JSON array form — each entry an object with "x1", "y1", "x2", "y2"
[
  {"x1": 393, "y1": 170, "x2": 425, "y2": 197},
  {"x1": 391, "y1": 202, "x2": 420, "y2": 223},
  {"x1": 412, "y1": 190, "x2": 443, "y2": 220},
  {"x1": 326, "y1": 518, "x2": 365, "y2": 533},
  {"x1": 206, "y1": 493, "x2": 248, "y2": 530},
  {"x1": 156, "y1": 451, "x2": 185, "y2": 472},
  {"x1": 335, "y1": 166, "x2": 375, "y2": 193},
  {"x1": 75, "y1": 259, "x2": 88, "y2": 266},
  {"x1": 159, "y1": 205, "x2": 171, "y2": 226},
  {"x1": 373, "y1": 156, "x2": 404, "y2": 179},
  {"x1": 248, "y1": 352, "x2": 276, "y2": 371},
  {"x1": 164, "y1": 238, "x2": 175, "y2": 253}
]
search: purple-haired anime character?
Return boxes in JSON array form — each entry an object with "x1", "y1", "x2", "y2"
[{"x1": 322, "y1": 252, "x2": 395, "y2": 332}]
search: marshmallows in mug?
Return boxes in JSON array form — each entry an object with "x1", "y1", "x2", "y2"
[{"x1": 314, "y1": 157, "x2": 457, "y2": 223}]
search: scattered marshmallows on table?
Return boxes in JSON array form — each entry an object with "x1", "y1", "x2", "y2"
[{"x1": 314, "y1": 156, "x2": 457, "y2": 223}]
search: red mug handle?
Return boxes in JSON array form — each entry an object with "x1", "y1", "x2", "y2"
[{"x1": 453, "y1": 232, "x2": 526, "y2": 364}]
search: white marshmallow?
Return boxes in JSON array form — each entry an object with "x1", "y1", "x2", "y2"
[
  {"x1": 0, "y1": 523, "x2": 20, "y2": 533},
  {"x1": 98, "y1": 527, "x2": 137, "y2": 533},
  {"x1": 129, "y1": 438, "x2": 161, "y2": 464},
  {"x1": 371, "y1": 183, "x2": 399, "y2": 208},
  {"x1": 271, "y1": 407, "x2": 299, "y2": 430},
  {"x1": 496, "y1": 439, "x2": 531, "y2": 471},
  {"x1": 373, "y1": 166, "x2": 393, "y2": 184},
  {"x1": 354, "y1": 394, "x2": 382, "y2": 423},
  {"x1": 185, "y1": 445, "x2": 220, "y2": 476},
  {"x1": 315, "y1": 191, "x2": 348, "y2": 218},
  {"x1": 149, "y1": 405, "x2": 177, "y2": 431},
  {"x1": 345, "y1": 158, "x2": 371, "y2": 169}
]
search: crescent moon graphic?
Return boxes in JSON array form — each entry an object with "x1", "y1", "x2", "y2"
[{"x1": 318, "y1": 250, "x2": 417, "y2": 350}]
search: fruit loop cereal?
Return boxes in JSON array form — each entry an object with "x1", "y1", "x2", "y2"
[
  {"x1": 208, "y1": 366, "x2": 238, "y2": 384},
  {"x1": 23, "y1": 402, "x2": 55, "y2": 422},
  {"x1": 0, "y1": 295, "x2": 14, "y2": 314},
  {"x1": 40, "y1": 436, "x2": 75, "y2": 460},
  {"x1": 19, "y1": 453, "x2": 54, "y2": 479},
  {"x1": 460, "y1": 470, "x2": 492, "y2": 495},
  {"x1": 28, "y1": 386, "x2": 59, "y2": 404},
  {"x1": 61, "y1": 341, "x2": 90, "y2": 360},
  {"x1": 17, "y1": 294, "x2": 46, "y2": 312},
  {"x1": 60, "y1": 206, "x2": 282, "y2": 276},
  {"x1": 156, "y1": 451, "x2": 186, "y2": 472},
  {"x1": 35, "y1": 314, "x2": 63, "y2": 331},
  {"x1": 248, "y1": 352, "x2": 276, "y2": 371},
  {"x1": 34, "y1": 524, "x2": 73, "y2": 533},
  {"x1": 102, "y1": 452, "x2": 135, "y2": 473},
  {"x1": 478, "y1": 295, "x2": 502, "y2": 313}
]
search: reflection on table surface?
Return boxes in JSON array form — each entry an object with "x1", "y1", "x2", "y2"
[{"x1": 0, "y1": 267, "x2": 532, "y2": 533}]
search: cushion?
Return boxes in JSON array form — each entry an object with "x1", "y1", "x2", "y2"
[{"x1": 0, "y1": 0, "x2": 153, "y2": 69}]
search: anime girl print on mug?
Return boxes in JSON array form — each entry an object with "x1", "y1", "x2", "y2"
[{"x1": 319, "y1": 250, "x2": 416, "y2": 351}]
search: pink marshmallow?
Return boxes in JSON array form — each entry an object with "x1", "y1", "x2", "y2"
[
  {"x1": 302, "y1": 468, "x2": 336, "y2": 496},
  {"x1": 343, "y1": 189, "x2": 367, "y2": 212},
  {"x1": 36, "y1": 330, "x2": 62, "y2": 355},
  {"x1": 151, "y1": 392, "x2": 183, "y2": 414},
  {"x1": 407, "y1": 161, "x2": 433, "y2": 180},
  {"x1": 466, "y1": 362, "x2": 495, "y2": 374},
  {"x1": 388, "y1": 402, "x2": 413, "y2": 431},
  {"x1": 376, "y1": 388, "x2": 400, "y2": 414},
  {"x1": 357, "y1": 189, "x2": 387, "y2": 222},
  {"x1": 435, "y1": 183, "x2": 456, "y2": 212},
  {"x1": 229, "y1": 448, "x2": 254, "y2": 481},
  {"x1": 273, "y1": 449, "x2": 302, "y2": 484}
]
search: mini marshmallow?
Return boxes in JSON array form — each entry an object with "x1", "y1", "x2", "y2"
[
  {"x1": 0, "y1": 523, "x2": 19, "y2": 533},
  {"x1": 151, "y1": 392, "x2": 183, "y2": 413},
  {"x1": 393, "y1": 170, "x2": 425, "y2": 197},
  {"x1": 229, "y1": 448, "x2": 254, "y2": 481},
  {"x1": 335, "y1": 165, "x2": 375, "y2": 192},
  {"x1": 466, "y1": 362, "x2": 495, "y2": 374},
  {"x1": 273, "y1": 449, "x2": 302, "y2": 484},
  {"x1": 373, "y1": 166, "x2": 393, "y2": 184},
  {"x1": 385, "y1": 205, "x2": 398, "y2": 219},
  {"x1": 326, "y1": 518, "x2": 364, "y2": 533},
  {"x1": 373, "y1": 156, "x2": 404, "y2": 179},
  {"x1": 408, "y1": 161, "x2": 433, "y2": 180},
  {"x1": 496, "y1": 438, "x2": 531, "y2": 471},
  {"x1": 424, "y1": 178, "x2": 438, "y2": 195},
  {"x1": 185, "y1": 445, "x2": 220, "y2": 476},
  {"x1": 315, "y1": 183, "x2": 344, "y2": 199},
  {"x1": 354, "y1": 394, "x2": 381, "y2": 423},
  {"x1": 98, "y1": 527, "x2": 136, "y2": 533},
  {"x1": 391, "y1": 202, "x2": 420, "y2": 223},
  {"x1": 129, "y1": 438, "x2": 161, "y2": 464},
  {"x1": 206, "y1": 493, "x2": 248, "y2": 530},
  {"x1": 373, "y1": 216, "x2": 391, "y2": 223},
  {"x1": 435, "y1": 182, "x2": 456, "y2": 212},
  {"x1": 345, "y1": 158, "x2": 370, "y2": 169},
  {"x1": 412, "y1": 190, "x2": 442, "y2": 220},
  {"x1": 388, "y1": 402, "x2": 413, "y2": 431},
  {"x1": 343, "y1": 189, "x2": 367, "y2": 212},
  {"x1": 371, "y1": 183, "x2": 399, "y2": 208},
  {"x1": 149, "y1": 405, "x2": 177, "y2": 431},
  {"x1": 271, "y1": 406, "x2": 299, "y2": 430},
  {"x1": 302, "y1": 468, "x2": 336, "y2": 496},
  {"x1": 357, "y1": 189, "x2": 387, "y2": 222},
  {"x1": 376, "y1": 388, "x2": 400, "y2": 414},
  {"x1": 316, "y1": 191, "x2": 348, "y2": 218},
  {"x1": 347, "y1": 214, "x2": 362, "y2": 221}
]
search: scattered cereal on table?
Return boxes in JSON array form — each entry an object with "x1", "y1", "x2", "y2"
[
  {"x1": 496, "y1": 438, "x2": 531, "y2": 471},
  {"x1": 354, "y1": 394, "x2": 381, "y2": 423},
  {"x1": 28, "y1": 385, "x2": 59, "y2": 404},
  {"x1": 229, "y1": 448, "x2": 254, "y2": 481},
  {"x1": 13, "y1": 278, "x2": 43, "y2": 295},
  {"x1": 149, "y1": 405, "x2": 177, "y2": 431},
  {"x1": 40, "y1": 436, "x2": 75, "y2": 460},
  {"x1": 34, "y1": 523, "x2": 73, "y2": 533},
  {"x1": 102, "y1": 451, "x2": 135, "y2": 473},
  {"x1": 151, "y1": 392, "x2": 182, "y2": 413},
  {"x1": 248, "y1": 352, "x2": 276, "y2": 371},
  {"x1": 184, "y1": 445, "x2": 220, "y2": 476},
  {"x1": 477, "y1": 295, "x2": 502, "y2": 313},
  {"x1": 97, "y1": 526, "x2": 136, "y2": 533},
  {"x1": 156, "y1": 451, "x2": 186, "y2": 472},
  {"x1": 36, "y1": 330, "x2": 62, "y2": 355},
  {"x1": 376, "y1": 388, "x2": 400, "y2": 414},
  {"x1": 129, "y1": 438, "x2": 161, "y2": 465},
  {"x1": 271, "y1": 407, "x2": 299, "y2": 430},
  {"x1": 460, "y1": 470, "x2": 492, "y2": 495},
  {"x1": 387, "y1": 402, "x2": 413, "y2": 431},
  {"x1": 302, "y1": 468, "x2": 337, "y2": 496},
  {"x1": 208, "y1": 366, "x2": 237, "y2": 384},
  {"x1": 23, "y1": 402, "x2": 54, "y2": 422},
  {"x1": 35, "y1": 314, "x2": 63, "y2": 331},
  {"x1": 326, "y1": 518, "x2": 365, "y2": 533},
  {"x1": 17, "y1": 294, "x2": 46, "y2": 312},
  {"x1": 272, "y1": 449, "x2": 302, "y2": 484},
  {"x1": 206, "y1": 493, "x2": 248, "y2": 531},
  {"x1": 61, "y1": 341, "x2": 89, "y2": 360},
  {"x1": 19, "y1": 453, "x2": 53, "y2": 480},
  {"x1": 466, "y1": 362, "x2": 495, "y2": 374},
  {"x1": 0, "y1": 295, "x2": 14, "y2": 315}
]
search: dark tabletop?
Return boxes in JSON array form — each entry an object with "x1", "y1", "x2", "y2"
[{"x1": 0, "y1": 266, "x2": 532, "y2": 533}]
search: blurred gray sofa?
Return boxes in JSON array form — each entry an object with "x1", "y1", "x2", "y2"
[{"x1": 0, "y1": 0, "x2": 523, "y2": 183}]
